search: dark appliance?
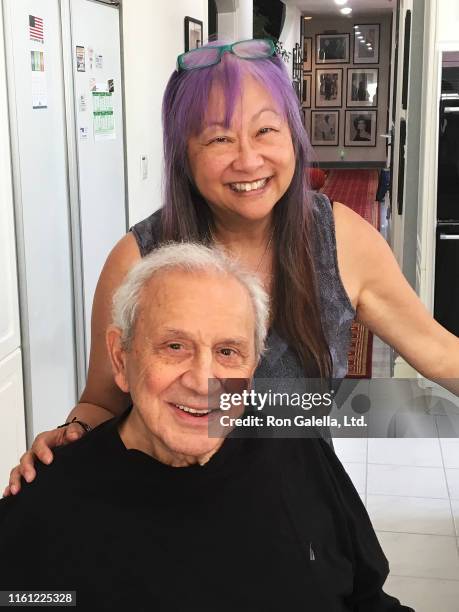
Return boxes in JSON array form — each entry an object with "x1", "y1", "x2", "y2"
[{"x1": 434, "y1": 52, "x2": 459, "y2": 336}]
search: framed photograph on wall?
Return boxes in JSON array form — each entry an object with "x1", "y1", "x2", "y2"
[
  {"x1": 315, "y1": 68, "x2": 342, "y2": 108},
  {"x1": 346, "y1": 68, "x2": 378, "y2": 107},
  {"x1": 345, "y1": 110, "x2": 377, "y2": 147},
  {"x1": 311, "y1": 110, "x2": 339, "y2": 146},
  {"x1": 353, "y1": 24, "x2": 380, "y2": 64},
  {"x1": 302, "y1": 73, "x2": 311, "y2": 107},
  {"x1": 301, "y1": 108, "x2": 308, "y2": 133},
  {"x1": 316, "y1": 33, "x2": 350, "y2": 64},
  {"x1": 292, "y1": 42, "x2": 302, "y2": 78},
  {"x1": 303, "y1": 37, "x2": 312, "y2": 71},
  {"x1": 184, "y1": 16, "x2": 203, "y2": 52}
]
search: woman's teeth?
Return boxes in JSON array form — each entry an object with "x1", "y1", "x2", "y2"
[
  {"x1": 175, "y1": 404, "x2": 212, "y2": 417},
  {"x1": 230, "y1": 177, "x2": 269, "y2": 192}
]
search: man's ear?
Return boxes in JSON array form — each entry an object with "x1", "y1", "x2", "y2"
[{"x1": 106, "y1": 326, "x2": 130, "y2": 393}]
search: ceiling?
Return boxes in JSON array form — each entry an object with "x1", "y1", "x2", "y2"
[{"x1": 284, "y1": 0, "x2": 394, "y2": 17}]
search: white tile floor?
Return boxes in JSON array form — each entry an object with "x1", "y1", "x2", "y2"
[{"x1": 332, "y1": 338, "x2": 459, "y2": 611}]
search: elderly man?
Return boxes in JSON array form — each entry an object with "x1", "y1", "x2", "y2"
[{"x1": 0, "y1": 244, "x2": 412, "y2": 611}]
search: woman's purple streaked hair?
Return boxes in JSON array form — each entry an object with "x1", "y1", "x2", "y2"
[{"x1": 159, "y1": 45, "x2": 332, "y2": 379}]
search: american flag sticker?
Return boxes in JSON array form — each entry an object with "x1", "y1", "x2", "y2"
[{"x1": 29, "y1": 15, "x2": 44, "y2": 43}]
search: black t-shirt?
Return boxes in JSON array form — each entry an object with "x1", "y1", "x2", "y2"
[{"x1": 0, "y1": 412, "x2": 413, "y2": 611}]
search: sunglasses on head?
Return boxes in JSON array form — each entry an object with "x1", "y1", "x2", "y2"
[{"x1": 176, "y1": 38, "x2": 277, "y2": 72}]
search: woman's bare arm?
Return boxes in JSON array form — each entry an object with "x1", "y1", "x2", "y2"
[
  {"x1": 333, "y1": 201, "x2": 459, "y2": 389},
  {"x1": 3, "y1": 232, "x2": 141, "y2": 496}
]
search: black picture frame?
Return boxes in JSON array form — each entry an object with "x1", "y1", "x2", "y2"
[
  {"x1": 292, "y1": 42, "x2": 302, "y2": 79},
  {"x1": 344, "y1": 110, "x2": 378, "y2": 147},
  {"x1": 292, "y1": 42, "x2": 303, "y2": 102},
  {"x1": 346, "y1": 68, "x2": 379, "y2": 107},
  {"x1": 315, "y1": 68, "x2": 343, "y2": 108},
  {"x1": 310, "y1": 110, "x2": 340, "y2": 146},
  {"x1": 184, "y1": 16, "x2": 203, "y2": 52},
  {"x1": 353, "y1": 24, "x2": 380, "y2": 64},
  {"x1": 302, "y1": 73, "x2": 311, "y2": 107},
  {"x1": 316, "y1": 33, "x2": 350, "y2": 64},
  {"x1": 303, "y1": 37, "x2": 312, "y2": 71},
  {"x1": 301, "y1": 107, "x2": 307, "y2": 132}
]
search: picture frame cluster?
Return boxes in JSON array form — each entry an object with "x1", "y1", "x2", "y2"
[{"x1": 302, "y1": 23, "x2": 381, "y2": 148}]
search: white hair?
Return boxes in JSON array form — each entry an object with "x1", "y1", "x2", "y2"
[{"x1": 112, "y1": 242, "x2": 270, "y2": 357}]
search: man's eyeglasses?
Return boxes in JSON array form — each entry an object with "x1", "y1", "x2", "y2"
[{"x1": 177, "y1": 38, "x2": 276, "y2": 72}]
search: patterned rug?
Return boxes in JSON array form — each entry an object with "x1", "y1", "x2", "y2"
[{"x1": 321, "y1": 169, "x2": 380, "y2": 378}]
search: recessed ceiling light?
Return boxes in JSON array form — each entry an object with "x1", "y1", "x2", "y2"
[
  {"x1": 353, "y1": 25, "x2": 359, "y2": 29},
  {"x1": 358, "y1": 35, "x2": 364, "y2": 39},
  {"x1": 366, "y1": 43, "x2": 371, "y2": 46},
  {"x1": 303, "y1": 16, "x2": 312, "y2": 20},
  {"x1": 334, "y1": 0, "x2": 348, "y2": 5},
  {"x1": 355, "y1": 30, "x2": 361, "y2": 35},
  {"x1": 340, "y1": 7, "x2": 352, "y2": 14}
]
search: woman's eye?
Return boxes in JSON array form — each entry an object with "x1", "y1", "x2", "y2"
[
  {"x1": 258, "y1": 127, "x2": 275, "y2": 136},
  {"x1": 210, "y1": 136, "x2": 230, "y2": 144}
]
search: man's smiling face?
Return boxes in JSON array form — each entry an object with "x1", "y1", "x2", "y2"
[{"x1": 108, "y1": 269, "x2": 258, "y2": 466}]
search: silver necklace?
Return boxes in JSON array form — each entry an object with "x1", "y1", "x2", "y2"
[{"x1": 209, "y1": 226, "x2": 274, "y2": 273}]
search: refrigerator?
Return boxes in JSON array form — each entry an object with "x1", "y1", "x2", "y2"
[
  {"x1": 434, "y1": 51, "x2": 459, "y2": 337},
  {"x1": 3, "y1": 0, "x2": 127, "y2": 439}
]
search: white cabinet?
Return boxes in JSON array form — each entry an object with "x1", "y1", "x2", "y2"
[
  {"x1": 4, "y1": 0, "x2": 77, "y2": 435},
  {"x1": 0, "y1": 350, "x2": 26, "y2": 489},
  {"x1": 0, "y1": 168, "x2": 20, "y2": 361}
]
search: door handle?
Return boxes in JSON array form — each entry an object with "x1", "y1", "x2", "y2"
[{"x1": 440, "y1": 234, "x2": 459, "y2": 240}]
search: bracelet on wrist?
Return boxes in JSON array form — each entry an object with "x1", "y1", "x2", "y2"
[{"x1": 57, "y1": 416, "x2": 92, "y2": 434}]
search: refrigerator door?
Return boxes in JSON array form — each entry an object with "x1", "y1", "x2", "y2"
[
  {"x1": 434, "y1": 223, "x2": 459, "y2": 337},
  {"x1": 70, "y1": 0, "x2": 127, "y2": 364},
  {"x1": 4, "y1": 0, "x2": 77, "y2": 436}
]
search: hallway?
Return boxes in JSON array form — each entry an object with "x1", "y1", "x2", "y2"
[{"x1": 321, "y1": 168, "x2": 381, "y2": 378}]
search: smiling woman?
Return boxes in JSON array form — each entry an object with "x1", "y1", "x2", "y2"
[{"x1": 161, "y1": 42, "x2": 334, "y2": 384}]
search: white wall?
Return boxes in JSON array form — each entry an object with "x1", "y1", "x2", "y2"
[
  {"x1": 438, "y1": 1, "x2": 459, "y2": 45},
  {"x1": 122, "y1": 0, "x2": 208, "y2": 226},
  {"x1": 279, "y1": 1, "x2": 301, "y2": 75},
  {"x1": 217, "y1": 0, "x2": 253, "y2": 41}
]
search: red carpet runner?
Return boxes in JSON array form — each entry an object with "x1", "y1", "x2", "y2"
[{"x1": 321, "y1": 169, "x2": 380, "y2": 378}]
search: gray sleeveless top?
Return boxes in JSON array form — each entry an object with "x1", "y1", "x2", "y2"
[{"x1": 130, "y1": 193, "x2": 355, "y2": 380}]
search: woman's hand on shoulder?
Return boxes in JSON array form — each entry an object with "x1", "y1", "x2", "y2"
[
  {"x1": 3, "y1": 421, "x2": 87, "y2": 497},
  {"x1": 333, "y1": 201, "x2": 459, "y2": 380}
]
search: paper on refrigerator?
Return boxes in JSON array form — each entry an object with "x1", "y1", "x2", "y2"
[{"x1": 92, "y1": 91, "x2": 115, "y2": 141}]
